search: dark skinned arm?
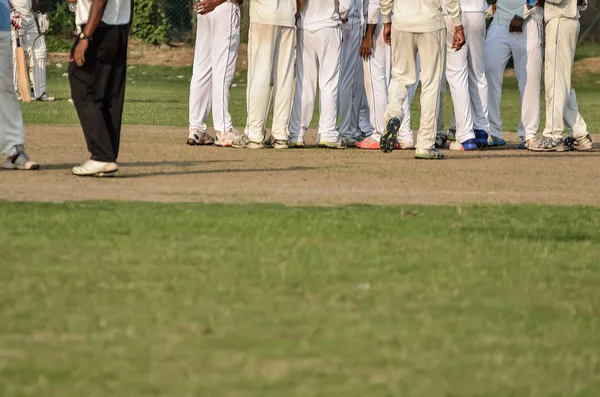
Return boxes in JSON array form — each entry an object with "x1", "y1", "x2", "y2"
[
  {"x1": 296, "y1": 0, "x2": 305, "y2": 21},
  {"x1": 73, "y1": 0, "x2": 108, "y2": 67},
  {"x1": 359, "y1": 24, "x2": 376, "y2": 59}
]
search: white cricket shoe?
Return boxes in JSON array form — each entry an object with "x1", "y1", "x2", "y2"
[
  {"x1": 72, "y1": 160, "x2": 118, "y2": 177},
  {"x1": 3, "y1": 146, "x2": 40, "y2": 170}
]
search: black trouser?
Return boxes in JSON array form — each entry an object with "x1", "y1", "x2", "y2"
[{"x1": 69, "y1": 24, "x2": 128, "y2": 163}]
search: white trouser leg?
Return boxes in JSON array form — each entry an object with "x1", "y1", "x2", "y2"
[
  {"x1": 513, "y1": 19, "x2": 542, "y2": 141},
  {"x1": 189, "y1": 13, "x2": 212, "y2": 132},
  {"x1": 269, "y1": 26, "x2": 296, "y2": 142},
  {"x1": 315, "y1": 27, "x2": 342, "y2": 142},
  {"x1": 437, "y1": 73, "x2": 447, "y2": 134},
  {"x1": 543, "y1": 17, "x2": 582, "y2": 139},
  {"x1": 0, "y1": 31, "x2": 25, "y2": 158},
  {"x1": 399, "y1": 53, "x2": 419, "y2": 142},
  {"x1": 385, "y1": 29, "x2": 416, "y2": 125},
  {"x1": 484, "y1": 25, "x2": 512, "y2": 139},
  {"x1": 464, "y1": 12, "x2": 489, "y2": 131},
  {"x1": 363, "y1": 24, "x2": 390, "y2": 140},
  {"x1": 416, "y1": 29, "x2": 447, "y2": 150},
  {"x1": 563, "y1": 89, "x2": 587, "y2": 138},
  {"x1": 445, "y1": 15, "x2": 474, "y2": 143},
  {"x1": 208, "y1": 3, "x2": 241, "y2": 132},
  {"x1": 340, "y1": 27, "x2": 368, "y2": 139},
  {"x1": 289, "y1": 29, "x2": 318, "y2": 141}
]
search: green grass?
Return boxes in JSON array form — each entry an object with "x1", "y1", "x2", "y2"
[
  {"x1": 1, "y1": 201, "x2": 600, "y2": 396},
  {"x1": 24, "y1": 60, "x2": 600, "y2": 132}
]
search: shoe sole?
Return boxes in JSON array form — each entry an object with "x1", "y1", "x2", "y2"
[
  {"x1": 215, "y1": 143, "x2": 232, "y2": 147},
  {"x1": 381, "y1": 118, "x2": 400, "y2": 153},
  {"x1": 72, "y1": 169, "x2": 117, "y2": 177},
  {"x1": 288, "y1": 144, "x2": 306, "y2": 149},
  {"x1": 415, "y1": 152, "x2": 445, "y2": 160},
  {"x1": 187, "y1": 140, "x2": 214, "y2": 146}
]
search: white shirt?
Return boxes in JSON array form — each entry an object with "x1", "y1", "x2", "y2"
[
  {"x1": 491, "y1": 0, "x2": 526, "y2": 26},
  {"x1": 544, "y1": 0, "x2": 585, "y2": 21},
  {"x1": 249, "y1": 0, "x2": 296, "y2": 28},
  {"x1": 76, "y1": 0, "x2": 131, "y2": 26},
  {"x1": 297, "y1": 0, "x2": 342, "y2": 31},
  {"x1": 9, "y1": 0, "x2": 32, "y2": 15},
  {"x1": 381, "y1": 0, "x2": 462, "y2": 33},
  {"x1": 460, "y1": 0, "x2": 487, "y2": 12},
  {"x1": 339, "y1": 0, "x2": 367, "y2": 30}
]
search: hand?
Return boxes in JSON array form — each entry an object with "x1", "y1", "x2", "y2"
[
  {"x1": 452, "y1": 26, "x2": 465, "y2": 50},
  {"x1": 36, "y1": 12, "x2": 50, "y2": 34},
  {"x1": 74, "y1": 39, "x2": 89, "y2": 67},
  {"x1": 383, "y1": 23, "x2": 391, "y2": 46},
  {"x1": 194, "y1": 0, "x2": 222, "y2": 15},
  {"x1": 10, "y1": 10, "x2": 20, "y2": 30},
  {"x1": 509, "y1": 17, "x2": 524, "y2": 33},
  {"x1": 359, "y1": 35, "x2": 373, "y2": 59}
]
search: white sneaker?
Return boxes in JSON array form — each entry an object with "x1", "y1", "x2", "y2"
[
  {"x1": 187, "y1": 129, "x2": 214, "y2": 146},
  {"x1": 216, "y1": 128, "x2": 242, "y2": 147},
  {"x1": 72, "y1": 160, "x2": 118, "y2": 177},
  {"x1": 3, "y1": 146, "x2": 40, "y2": 170}
]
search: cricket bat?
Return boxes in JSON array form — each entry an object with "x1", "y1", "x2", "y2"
[{"x1": 15, "y1": 35, "x2": 31, "y2": 103}]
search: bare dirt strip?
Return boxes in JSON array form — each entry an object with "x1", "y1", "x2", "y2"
[{"x1": 2, "y1": 125, "x2": 600, "y2": 205}]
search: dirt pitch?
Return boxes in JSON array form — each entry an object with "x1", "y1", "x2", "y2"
[{"x1": 2, "y1": 125, "x2": 600, "y2": 205}]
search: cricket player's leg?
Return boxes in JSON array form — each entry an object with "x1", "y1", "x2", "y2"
[
  {"x1": 315, "y1": 27, "x2": 343, "y2": 148},
  {"x1": 188, "y1": 11, "x2": 214, "y2": 145},
  {"x1": 464, "y1": 12, "x2": 492, "y2": 145},
  {"x1": 398, "y1": 53, "x2": 419, "y2": 148},
  {"x1": 242, "y1": 22, "x2": 278, "y2": 148},
  {"x1": 289, "y1": 28, "x2": 318, "y2": 147},
  {"x1": 26, "y1": 16, "x2": 52, "y2": 101},
  {"x1": 339, "y1": 26, "x2": 362, "y2": 142},
  {"x1": 444, "y1": 15, "x2": 477, "y2": 151},
  {"x1": 563, "y1": 89, "x2": 592, "y2": 150},
  {"x1": 528, "y1": 17, "x2": 578, "y2": 151},
  {"x1": 414, "y1": 28, "x2": 447, "y2": 159},
  {"x1": 209, "y1": 2, "x2": 242, "y2": 147},
  {"x1": 512, "y1": 20, "x2": 542, "y2": 146},
  {"x1": 484, "y1": 25, "x2": 511, "y2": 143},
  {"x1": 361, "y1": 24, "x2": 389, "y2": 150},
  {"x1": 357, "y1": 87, "x2": 373, "y2": 139},
  {"x1": 269, "y1": 26, "x2": 296, "y2": 148},
  {"x1": 383, "y1": 28, "x2": 418, "y2": 154},
  {"x1": 0, "y1": 31, "x2": 38, "y2": 170}
]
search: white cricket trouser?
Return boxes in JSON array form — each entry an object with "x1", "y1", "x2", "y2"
[
  {"x1": 363, "y1": 25, "x2": 417, "y2": 143},
  {"x1": 189, "y1": 2, "x2": 241, "y2": 133},
  {"x1": 0, "y1": 31, "x2": 25, "y2": 158},
  {"x1": 485, "y1": 21, "x2": 542, "y2": 141},
  {"x1": 339, "y1": 26, "x2": 372, "y2": 139},
  {"x1": 289, "y1": 27, "x2": 342, "y2": 143},
  {"x1": 246, "y1": 23, "x2": 296, "y2": 143},
  {"x1": 444, "y1": 12, "x2": 488, "y2": 142},
  {"x1": 542, "y1": 17, "x2": 587, "y2": 139},
  {"x1": 386, "y1": 28, "x2": 446, "y2": 150},
  {"x1": 11, "y1": 15, "x2": 48, "y2": 99}
]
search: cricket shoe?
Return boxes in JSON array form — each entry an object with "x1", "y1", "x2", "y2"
[
  {"x1": 187, "y1": 129, "x2": 214, "y2": 146},
  {"x1": 474, "y1": 129, "x2": 489, "y2": 148},
  {"x1": 395, "y1": 141, "x2": 415, "y2": 150},
  {"x1": 288, "y1": 138, "x2": 306, "y2": 148},
  {"x1": 519, "y1": 138, "x2": 529, "y2": 150},
  {"x1": 36, "y1": 92, "x2": 55, "y2": 102},
  {"x1": 435, "y1": 131, "x2": 448, "y2": 149},
  {"x1": 72, "y1": 160, "x2": 117, "y2": 177},
  {"x1": 356, "y1": 136, "x2": 380, "y2": 150},
  {"x1": 567, "y1": 134, "x2": 594, "y2": 151},
  {"x1": 266, "y1": 137, "x2": 288, "y2": 149},
  {"x1": 381, "y1": 117, "x2": 401, "y2": 153},
  {"x1": 3, "y1": 146, "x2": 39, "y2": 170},
  {"x1": 488, "y1": 136, "x2": 507, "y2": 147},
  {"x1": 449, "y1": 139, "x2": 477, "y2": 151},
  {"x1": 526, "y1": 137, "x2": 566, "y2": 152},
  {"x1": 318, "y1": 138, "x2": 346, "y2": 149},
  {"x1": 415, "y1": 148, "x2": 445, "y2": 160},
  {"x1": 231, "y1": 131, "x2": 251, "y2": 148},
  {"x1": 343, "y1": 137, "x2": 359, "y2": 147},
  {"x1": 215, "y1": 128, "x2": 242, "y2": 147}
]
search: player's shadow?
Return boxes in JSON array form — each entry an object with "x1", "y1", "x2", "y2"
[
  {"x1": 119, "y1": 166, "x2": 318, "y2": 179},
  {"x1": 45, "y1": 160, "x2": 240, "y2": 170},
  {"x1": 450, "y1": 150, "x2": 600, "y2": 160}
]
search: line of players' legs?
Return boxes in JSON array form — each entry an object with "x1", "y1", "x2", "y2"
[{"x1": 188, "y1": 4, "x2": 593, "y2": 159}]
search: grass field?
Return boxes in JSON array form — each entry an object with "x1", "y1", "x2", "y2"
[
  {"x1": 3, "y1": 45, "x2": 600, "y2": 396},
  {"x1": 1, "y1": 202, "x2": 600, "y2": 396}
]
